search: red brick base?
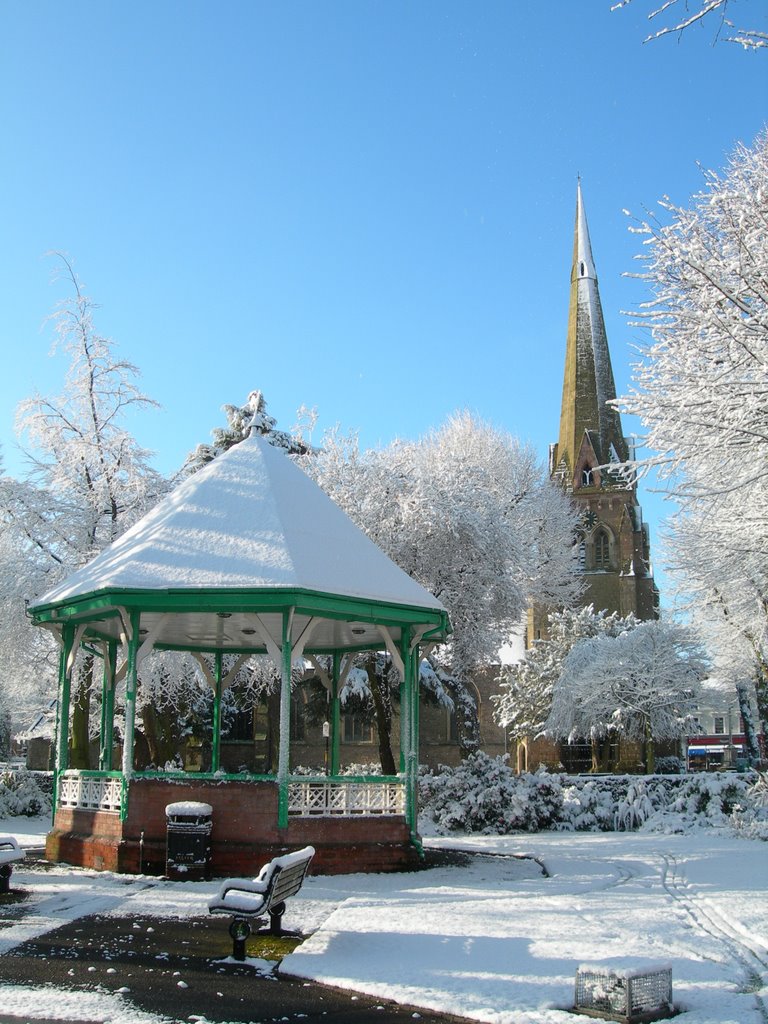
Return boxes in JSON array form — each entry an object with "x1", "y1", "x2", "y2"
[{"x1": 46, "y1": 778, "x2": 422, "y2": 876}]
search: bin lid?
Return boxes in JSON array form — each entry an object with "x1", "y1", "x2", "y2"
[{"x1": 165, "y1": 801, "x2": 212, "y2": 817}]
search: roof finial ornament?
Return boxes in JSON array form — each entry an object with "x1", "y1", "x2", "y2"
[{"x1": 245, "y1": 390, "x2": 266, "y2": 438}]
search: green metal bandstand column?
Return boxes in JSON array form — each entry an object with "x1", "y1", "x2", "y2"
[
  {"x1": 211, "y1": 651, "x2": 223, "y2": 773},
  {"x1": 277, "y1": 608, "x2": 294, "y2": 828}
]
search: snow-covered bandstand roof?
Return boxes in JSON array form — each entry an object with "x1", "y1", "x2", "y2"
[{"x1": 29, "y1": 433, "x2": 450, "y2": 657}]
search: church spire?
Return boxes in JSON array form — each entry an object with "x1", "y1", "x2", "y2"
[
  {"x1": 531, "y1": 180, "x2": 659, "y2": 650},
  {"x1": 554, "y1": 182, "x2": 628, "y2": 488}
]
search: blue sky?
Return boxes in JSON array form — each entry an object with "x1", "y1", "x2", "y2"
[{"x1": 2, "y1": 1, "x2": 766, "y2": 599}]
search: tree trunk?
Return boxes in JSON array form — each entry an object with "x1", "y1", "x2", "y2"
[
  {"x1": 736, "y1": 679, "x2": 762, "y2": 763},
  {"x1": 366, "y1": 660, "x2": 397, "y2": 776},
  {"x1": 758, "y1": 666, "x2": 768, "y2": 737},
  {"x1": 644, "y1": 718, "x2": 655, "y2": 774},
  {"x1": 140, "y1": 704, "x2": 180, "y2": 768},
  {"x1": 69, "y1": 656, "x2": 94, "y2": 770},
  {"x1": 590, "y1": 735, "x2": 612, "y2": 772},
  {"x1": 441, "y1": 672, "x2": 480, "y2": 759}
]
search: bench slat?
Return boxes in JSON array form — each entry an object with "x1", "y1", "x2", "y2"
[{"x1": 268, "y1": 860, "x2": 311, "y2": 908}]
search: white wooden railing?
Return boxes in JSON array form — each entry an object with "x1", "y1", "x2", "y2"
[
  {"x1": 288, "y1": 779, "x2": 405, "y2": 817},
  {"x1": 57, "y1": 771, "x2": 122, "y2": 813},
  {"x1": 56, "y1": 772, "x2": 406, "y2": 819}
]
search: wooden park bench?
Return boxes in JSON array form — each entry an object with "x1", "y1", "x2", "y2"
[
  {"x1": 208, "y1": 845, "x2": 315, "y2": 960},
  {"x1": 0, "y1": 836, "x2": 25, "y2": 894}
]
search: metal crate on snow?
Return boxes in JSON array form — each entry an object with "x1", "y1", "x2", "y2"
[{"x1": 574, "y1": 962, "x2": 674, "y2": 1023}]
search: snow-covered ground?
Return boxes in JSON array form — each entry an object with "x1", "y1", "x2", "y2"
[{"x1": 0, "y1": 816, "x2": 766, "y2": 1024}]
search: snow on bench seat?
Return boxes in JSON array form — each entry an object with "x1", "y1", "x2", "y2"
[
  {"x1": 208, "y1": 846, "x2": 315, "y2": 956},
  {"x1": 0, "y1": 836, "x2": 25, "y2": 893}
]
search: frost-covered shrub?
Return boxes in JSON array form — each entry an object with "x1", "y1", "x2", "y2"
[
  {"x1": 293, "y1": 762, "x2": 382, "y2": 777},
  {"x1": 729, "y1": 771, "x2": 768, "y2": 841},
  {"x1": 614, "y1": 780, "x2": 656, "y2": 831},
  {"x1": 684, "y1": 774, "x2": 745, "y2": 818},
  {"x1": 0, "y1": 769, "x2": 52, "y2": 817},
  {"x1": 524, "y1": 772, "x2": 564, "y2": 830},
  {"x1": 654, "y1": 756, "x2": 683, "y2": 775},
  {"x1": 419, "y1": 755, "x2": 564, "y2": 833},
  {"x1": 639, "y1": 773, "x2": 750, "y2": 832},
  {"x1": 419, "y1": 761, "x2": 764, "y2": 837},
  {"x1": 559, "y1": 776, "x2": 669, "y2": 832},
  {"x1": 496, "y1": 772, "x2": 564, "y2": 832},
  {"x1": 419, "y1": 752, "x2": 521, "y2": 833},
  {"x1": 339, "y1": 763, "x2": 383, "y2": 776},
  {"x1": 559, "y1": 779, "x2": 615, "y2": 831},
  {"x1": 747, "y1": 771, "x2": 768, "y2": 811}
]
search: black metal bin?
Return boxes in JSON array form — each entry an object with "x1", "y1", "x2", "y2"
[{"x1": 165, "y1": 800, "x2": 212, "y2": 880}]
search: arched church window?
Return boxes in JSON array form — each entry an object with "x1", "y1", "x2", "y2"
[
  {"x1": 594, "y1": 528, "x2": 611, "y2": 570},
  {"x1": 582, "y1": 468, "x2": 593, "y2": 487}
]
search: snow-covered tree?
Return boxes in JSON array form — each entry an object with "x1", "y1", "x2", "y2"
[
  {"x1": 314, "y1": 412, "x2": 582, "y2": 677},
  {"x1": 616, "y1": 132, "x2": 768, "y2": 747},
  {"x1": 134, "y1": 652, "x2": 213, "y2": 770},
  {"x1": 1, "y1": 255, "x2": 164, "y2": 765},
  {"x1": 14, "y1": 256, "x2": 164, "y2": 559},
  {"x1": 617, "y1": 133, "x2": 768, "y2": 505},
  {"x1": 662, "y1": 508, "x2": 767, "y2": 751},
  {"x1": 546, "y1": 619, "x2": 708, "y2": 772},
  {"x1": 0, "y1": 471, "x2": 63, "y2": 727},
  {"x1": 611, "y1": 0, "x2": 768, "y2": 50},
  {"x1": 0, "y1": 564, "x2": 58, "y2": 732},
  {"x1": 492, "y1": 605, "x2": 637, "y2": 743},
  {"x1": 180, "y1": 389, "x2": 316, "y2": 477},
  {"x1": 697, "y1": 663, "x2": 762, "y2": 766},
  {"x1": 134, "y1": 652, "x2": 310, "y2": 773},
  {"x1": 308, "y1": 412, "x2": 583, "y2": 758},
  {"x1": 338, "y1": 654, "x2": 402, "y2": 775}
]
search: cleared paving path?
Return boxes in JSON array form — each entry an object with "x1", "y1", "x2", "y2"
[{"x1": 0, "y1": 911, "x2": 473, "y2": 1024}]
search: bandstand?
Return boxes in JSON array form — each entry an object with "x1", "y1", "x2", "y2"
[{"x1": 28, "y1": 432, "x2": 450, "y2": 875}]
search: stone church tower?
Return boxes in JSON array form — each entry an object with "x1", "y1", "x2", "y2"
[{"x1": 530, "y1": 183, "x2": 658, "y2": 642}]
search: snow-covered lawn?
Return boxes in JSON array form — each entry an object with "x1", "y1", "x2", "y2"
[{"x1": 0, "y1": 817, "x2": 766, "y2": 1024}]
